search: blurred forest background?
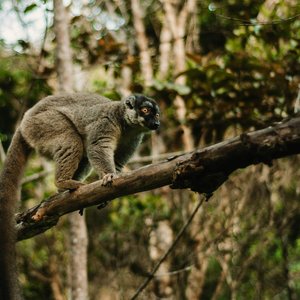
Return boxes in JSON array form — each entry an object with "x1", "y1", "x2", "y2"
[{"x1": 0, "y1": 0, "x2": 300, "y2": 299}]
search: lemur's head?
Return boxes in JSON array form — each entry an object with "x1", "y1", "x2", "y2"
[{"x1": 124, "y1": 94, "x2": 160, "y2": 130}]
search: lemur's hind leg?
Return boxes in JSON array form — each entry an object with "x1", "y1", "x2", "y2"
[
  {"x1": 22, "y1": 111, "x2": 85, "y2": 190},
  {"x1": 53, "y1": 132, "x2": 85, "y2": 190}
]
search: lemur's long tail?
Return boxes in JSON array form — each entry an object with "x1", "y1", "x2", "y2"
[{"x1": 0, "y1": 128, "x2": 31, "y2": 300}]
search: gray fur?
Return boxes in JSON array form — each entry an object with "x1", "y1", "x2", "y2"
[
  {"x1": 0, "y1": 92, "x2": 159, "y2": 298},
  {"x1": 20, "y1": 93, "x2": 159, "y2": 189}
]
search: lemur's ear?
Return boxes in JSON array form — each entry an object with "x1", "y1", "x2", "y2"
[{"x1": 125, "y1": 95, "x2": 136, "y2": 109}]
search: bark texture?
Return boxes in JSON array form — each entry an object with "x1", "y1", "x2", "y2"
[
  {"x1": 53, "y1": 0, "x2": 73, "y2": 92},
  {"x1": 53, "y1": 1, "x2": 89, "y2": 299},
  {"x1": 162, "y1": 0, "x2": 196, "y2": 151},
  {"x1": 69, "y1": 212, "x2": 89, "y2": 300},
  {"x1": 131, "y1": 0, "x2": 153, "y2": 86},
  {"x1": 15, "y1": 117, "x2": 300, "y2": 240}
]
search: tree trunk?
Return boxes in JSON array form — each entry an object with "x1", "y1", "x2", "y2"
[
  {"x1": 158, "y1": 21, "x2": 172, "y2": 79},
  {"x1": 49, "y1": 255, "x2": 65, "y2": 300},
  {"x1": 53, "y1": 0, "x2": 73, "y2": 93},
  {"x1": 149, "y1": 221, "x2": 174, "y2": 298},
  {"x1": 69, "y1": 212, "x2": 89, "y2": 300},
  {"x1": 53, "y1": 1, "x2": 89, "y2": 299},
  {"x1": 130, "y1": 0, "x2": 153, "y2": 86},
  {"x1": 130, "y1": 4, "x2": 175, "y2": 297},
  {"x1": 162, "y1": 0, "x2": 196, "y2": 151},
  {"x1": 185, "y1": 254, "x2": 208, "y2": 299}
]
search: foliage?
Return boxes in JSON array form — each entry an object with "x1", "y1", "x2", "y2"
[
  {"x1": 1, "y1": 0, "x2": 300, "y2": 299},
  {"x1": 0, "y1": 52, "x2": 51, "y2": 146}
]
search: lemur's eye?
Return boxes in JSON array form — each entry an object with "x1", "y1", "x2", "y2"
[
  {"x1": 141, "y1": 107, "x2": 150, "y2": 114},
  {"x1": 155, "y1": 113, "x2": 160, "y2": 118}
]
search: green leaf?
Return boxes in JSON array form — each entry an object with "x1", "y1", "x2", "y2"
[
  {"x1": 24, "y1": 3, "x2": 37, "y2": 14},
  {"x1": 173, "y1": 84, "x2": 191, "y2": 95},
  {"x1": 152, "y1": 79, "x2": 165, "y2": 91},
  {"x1": 166, "y1": 82, "x2": 191, "y2": 95}
]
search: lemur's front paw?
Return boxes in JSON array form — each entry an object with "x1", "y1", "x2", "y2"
[{"x1": 101, "y1": 173, "x2": 117, "y2": 187}]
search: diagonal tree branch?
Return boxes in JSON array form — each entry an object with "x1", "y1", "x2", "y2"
[{"x1": 16, "y1": 117, "x2": 300, "y2": 241}]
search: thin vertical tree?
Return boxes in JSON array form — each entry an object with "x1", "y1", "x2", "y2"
[
  {"x1": 162, "y1": 0, "x2": 196, "y2": 151},
  {"x1": 53, "y1": 1, "x2": 89, "y2": 299}
]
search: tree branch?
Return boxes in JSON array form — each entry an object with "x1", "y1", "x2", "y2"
[{"x1": 16, "y1": 117, "x2": 300, "y2": 241}]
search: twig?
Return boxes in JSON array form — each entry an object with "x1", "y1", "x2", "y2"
[
  {"x1": 0, "y1": 139, "x2": 6, "y2": 164},
  {"x1": 294, "y1": 84, "x2": 300, "y2": 114},
  {"x1": 21, "y1": 170, "x2": 52, "y2": 185},
  {"x1": 214, "y1": 12, "x2": 300, "y2": 26},
  {"x1": 130, "y1": 194, "x2": 208, "y2": 300},
  {"x1": 154, "y1": 264, "x2": 193, "y2": 278}
]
